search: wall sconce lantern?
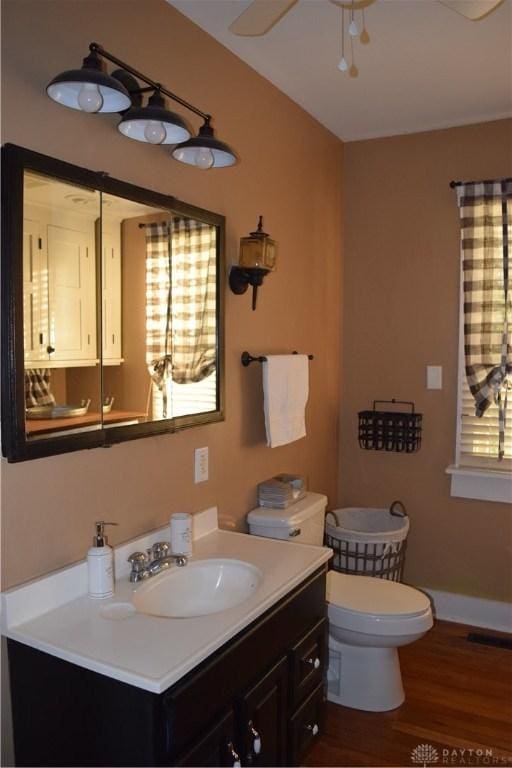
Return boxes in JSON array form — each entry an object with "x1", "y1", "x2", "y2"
[{"x1": 229, "y1": 216, "x2": 277, "y2": 310}]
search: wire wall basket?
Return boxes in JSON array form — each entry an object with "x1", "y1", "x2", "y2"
[{"x1": 358, "y1": 399, "x2": 422, "y2": 453}]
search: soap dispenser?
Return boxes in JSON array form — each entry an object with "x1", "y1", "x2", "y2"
[{"x1": 88, "y1": 521, "x2": 117, "y2": 599}]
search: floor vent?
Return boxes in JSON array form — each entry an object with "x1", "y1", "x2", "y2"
[{"x1": 467, "y1": 632, "x2": 512, "y2": 650}]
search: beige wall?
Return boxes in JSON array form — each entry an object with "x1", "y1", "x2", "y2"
[
  {"x1": 340, "y1": 120, "x2": 512, "y2": 602},
  {"x1": 0, "y1": 0, "x2": 343, "y2": 588}
]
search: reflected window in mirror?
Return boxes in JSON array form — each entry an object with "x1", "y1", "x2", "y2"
[
  {"x1": 143, "y1": 216, "x2": 217, "y2": 420},
  {"x1": 101, "y1": 196, "x2": 219, "y2": 427}
]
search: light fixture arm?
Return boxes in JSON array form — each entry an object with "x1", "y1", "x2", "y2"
[{"x1": 89, "y1": 42, "x2": 211, "y2": 122}]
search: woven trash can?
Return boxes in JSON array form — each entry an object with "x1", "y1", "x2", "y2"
[{"x1": 324, "y1": 501, "x2": 409, "y2": 581}]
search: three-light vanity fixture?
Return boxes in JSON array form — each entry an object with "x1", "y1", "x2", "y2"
[{"x1": 46, "y1": 43, "x2": 237, "y2": 169}]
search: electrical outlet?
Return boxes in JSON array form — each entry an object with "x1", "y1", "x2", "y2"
[{"x1": 194, "y1": 447, "x2": 209, "y2": 483}]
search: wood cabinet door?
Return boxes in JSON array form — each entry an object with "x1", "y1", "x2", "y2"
[
  {"x1": 238, "y1": 656, "x2": 288, "y2": 767},
  {"x1": 174, "y1": 709, "x2": 240, "y2": 767},
  {"x1": 101, "y1": 228, "x2": 122, "y2": 364},
  {"x1": 47, "y1": 224, "x2": 96, "y2": 362},
  {"x1": 23, "y1": 218, "x2": 46, "y2": 364}
]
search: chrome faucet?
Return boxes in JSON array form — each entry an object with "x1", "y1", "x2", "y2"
[{"x1": 128, "y1": 541, "x2": 187, "y2": 583}]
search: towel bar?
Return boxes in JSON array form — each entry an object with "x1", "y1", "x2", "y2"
[{"x1": 241, "y1": 351, "x2": 314, "y2": 367}]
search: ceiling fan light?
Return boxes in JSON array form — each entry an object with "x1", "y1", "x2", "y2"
[
  {"x1": 348, "y1": 18, "x2": 359, "y2": 36},
  {"x1": 46, "y1": 50, "x2": 132, "y2": 113}
]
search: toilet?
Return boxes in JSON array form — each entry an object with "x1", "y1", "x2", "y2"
[{"x1": 247, "y1": 492, "x2": 433, "y2": 712}]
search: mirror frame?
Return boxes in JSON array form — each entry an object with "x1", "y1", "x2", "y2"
[{"x1": 1, "y1": 144, "x2": 225, "y2": 462}]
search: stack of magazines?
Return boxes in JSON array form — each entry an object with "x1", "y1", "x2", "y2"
[{"x1": 257, "y1": 474, "x2": 306, "y2": 509}]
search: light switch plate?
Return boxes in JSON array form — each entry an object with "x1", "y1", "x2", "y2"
[
  {"x1": 194, "y1": 447, "x2": 209, "y2": 483},
  {"x1": 427, "y1": 365, "x2": 443, "y2": 390}
]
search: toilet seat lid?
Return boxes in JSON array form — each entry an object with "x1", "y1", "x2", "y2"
[{"x1": 327, "y1": 571, "x2": 431, "y2": 617}]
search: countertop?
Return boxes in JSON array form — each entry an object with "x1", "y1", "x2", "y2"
[
  {"x1": 3, "y1": 528, "x2": 331, "y2": 693},
  {"x1": 26, "y1": 409, "x2": 147, "y2": 435}
]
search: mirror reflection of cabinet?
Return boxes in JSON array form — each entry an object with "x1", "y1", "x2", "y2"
[
  {"x1": 1, "y1": 144, "x2": 224, "y2": 462},
  {"x1": 101, "y1": 222, "x2": 122, "y2": 365},
  {"x1": 23, "y1": 174, "x2": 99, "y2": 367}
]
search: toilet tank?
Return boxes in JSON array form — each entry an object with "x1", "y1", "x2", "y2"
[{"x1": 247, "y1": 492, "x2": 328, "y2": 545}]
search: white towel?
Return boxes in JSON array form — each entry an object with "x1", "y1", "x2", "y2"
[{"x1": 262, "y1": 355, "x2": 309, "y2": 448}]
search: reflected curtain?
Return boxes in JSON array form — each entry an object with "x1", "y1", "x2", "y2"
[
  {"x1": 456, "y1": 179, "x2": 512, "y2": 459},
  {"x1": 145, "y1": 222, "x2": 172, "y2": 416},
  {"x1": 24, "y1": 368, "x2": 56, "y2": 408},
  {"x1": 170, "y1": 217, "x2": 217, "y2": 384},
  {"x1": 145, "y1": 218, "x2": 217, "y2": 417}
]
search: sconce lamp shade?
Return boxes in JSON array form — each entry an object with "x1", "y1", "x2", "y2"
[
  {"x1": 118, "y1": 90, "x2": 190, "y2": 144},
  {"x1": 239, "y1": 216, "x2": 277, "y2": 271},
  {"x1": 172, "y1": 120, "x2": 237, "y2": 169},
  {"x1": 46, "y1": 51, "x2": 132, "y2": 113},
  {"x1": 229, "y1": 216, "x2": 277, "y2": 309}
]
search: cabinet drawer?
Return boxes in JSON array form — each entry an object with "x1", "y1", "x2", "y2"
[
  {"x1": 288, "y1": 683, "x2": 325, "y2": 767},
  {"x1": 289, "y1": 617, "x2": 327, "y2": 710}
]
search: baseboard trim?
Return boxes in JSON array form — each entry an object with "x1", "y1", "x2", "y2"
[{"x1": 421, "y1": 588, "x2": 512, "y2": 633}]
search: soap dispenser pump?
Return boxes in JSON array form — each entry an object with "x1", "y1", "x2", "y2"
[{"x1": 87, "y1": 521, "x2": 117, "y2": 599}]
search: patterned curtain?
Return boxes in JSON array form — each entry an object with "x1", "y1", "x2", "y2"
[
  {"x1": 145, "y1": 222, "x2": 173, "y2": 416},
  {"x1": 456, "y1": 179, "x2": 512, "y2": 459},
  {"x1": 145, "y1": 218, "x2": 217, "y2": 417},
  {"x1": 170, "y1": 217, "x2": 217, "y2": 385},
  {"x1": 24, "y1": 369, "x2": 56, "y2": 408}
]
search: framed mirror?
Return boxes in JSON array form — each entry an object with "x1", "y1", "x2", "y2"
[{"x1": 1, "y1": 144, "x2": 225, "y2": 462}]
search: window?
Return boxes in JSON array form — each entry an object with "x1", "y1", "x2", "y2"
[
  {"x1": 447, "y1": 179, "x2": 512, "y2": 504},
  {"x1": 152, "y1": 370, "x2": 217, "y2": 420}
]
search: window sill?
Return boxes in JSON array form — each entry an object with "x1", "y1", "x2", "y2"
[{"x1": 446, "y1": 465, "x2": 512, "y2": 504}]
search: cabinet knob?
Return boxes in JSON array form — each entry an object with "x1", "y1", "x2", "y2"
[
  {"x1": 305, "y1": 723, "x2": 319, "y2": 736},
  {"x1": 46, "y1": 345, "x2": 55, "y2": 354},
  {"x1": 249, "y1": 720, "x2": 262, "y2": 755},
  {"x1": 227, "y1": 741, "x2": 241, "y2": 768},
  {"x1": 306, "y1": 656, "x2": 321, "y2": 670}
]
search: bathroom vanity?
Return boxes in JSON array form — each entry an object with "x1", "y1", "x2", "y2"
[{"x1": 3, "y1": 524, "x2": 331, "y2": 767}]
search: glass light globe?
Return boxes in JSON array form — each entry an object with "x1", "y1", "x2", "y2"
[
  {"x1": 77, "y1": 84, "x2": 104, "y2": 113},
  {"x1": 348, "y1": 18, "x2": 359, "y2": 37},
  {"x1": 195, "y1": 147, "x2": 215, "y2": 170},
  {"x1": 337, "y1": 56, "x2": 349, "y2": 72},
  {"x1": 144, "y1": 121, "x2": 166, "y2": 144}
]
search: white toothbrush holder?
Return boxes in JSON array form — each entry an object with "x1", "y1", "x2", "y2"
[{"x1": 170, "y1": 513, "x2": 193, "y2": 556}]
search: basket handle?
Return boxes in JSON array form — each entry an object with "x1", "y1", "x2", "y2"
[
  {"x1": 390, "y1": 500, "x2": 407, "y2": 517},
  {"x1": 325, "y1": 510, "x2": 340, "y2": 526},
  {"x1": 372, "y1": 399, "x2": 415, "y2": 414}
]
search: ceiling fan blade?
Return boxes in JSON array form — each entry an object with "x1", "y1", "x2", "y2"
[
  {"x1": 438, "y1": 0, "x2": 506, "y2": 20},
  {"x1": 229, "y1": 0, "x2": 299, "y2": 36}
]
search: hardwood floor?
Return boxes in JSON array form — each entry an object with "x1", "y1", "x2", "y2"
[{"x1": 305, "y1": 620, "x2": 512, "y2": 768}]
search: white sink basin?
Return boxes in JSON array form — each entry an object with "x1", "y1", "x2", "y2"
[{"x1": 132, "y1": 558, "x2": 263, "y2": 618}]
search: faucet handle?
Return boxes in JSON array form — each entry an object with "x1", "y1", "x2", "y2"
[
  {"x1": 151, "y1": 541, "x2": 170, "y2": 561},
  {"x1": 128, "y1": 551, "x2": 147, "y2": 573}
]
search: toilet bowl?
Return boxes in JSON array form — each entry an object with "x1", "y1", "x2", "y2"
[
  {"x1": 326, "y1": 570, "x2": 432, "y2": 711},
  {"x1": 247, "y1": 492, "x2": 434, "y2": 712}
]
